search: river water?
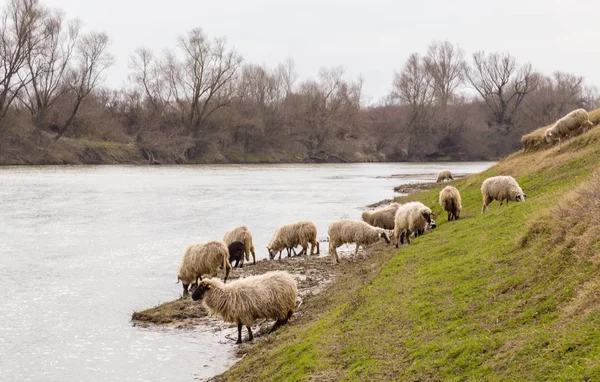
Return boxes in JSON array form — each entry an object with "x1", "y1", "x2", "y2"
[{"x1": 0, "y1": 162, "x2": 493, "y2": 381}]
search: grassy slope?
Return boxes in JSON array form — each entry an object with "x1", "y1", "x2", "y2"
[{"x1": 219, "y1": 126, "x2": 600, "y2": 381}]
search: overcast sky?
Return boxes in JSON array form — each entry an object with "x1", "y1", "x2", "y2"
[{"x1": 42, "y1": 0, "x2": 600, "y2": 103}]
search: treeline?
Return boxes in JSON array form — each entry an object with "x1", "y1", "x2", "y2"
[{"x1": 1, "y1": 0, "x2": 598, "y2": 164}]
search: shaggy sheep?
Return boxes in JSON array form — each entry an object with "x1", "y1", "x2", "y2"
[
  {"x1": 439, "y1": 186, "x2": 462, "y2": 221},
  {"x1": 393, "y1": 202, "x2": 434, "y2": 247},
  {"x1": 191, "y1": 271, "x2": 298, "y2": 344},
  {"x1": 177, "y1": 241, "x2": 232, "y2": 296},
  {"x1": 481, "y1": 175, "x2": 526, "y2": 214},
  {"x1": 361, "y1": 202, "x2": 400, "y2": 230},
  {"x1": 228, "y1": 241, "x2": 246, "y2": 268},
  {"x1": 545, "y1": 109, "x2": 594, "y2": 151},
  {"x1": 436, "y1": 170, "x2": 454, "y2": 183},
  {"x1": 268, "y1": 221, "x2": 319, "y2": 260},
  {"x1": 223, "y1": 226, "x2": 256, "y2": 266},
  {"x1": 327, "y1": 220, "x2": 391, "y2": 263}
]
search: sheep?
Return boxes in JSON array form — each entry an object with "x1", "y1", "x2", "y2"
[
  {"x1": 439, "y1": 186, "x2": 462, "y2": 221},
  {"x1": 191, "y1": 271, "x2": 298, "y2": 344},
  {"x1": 177, "y1": 241, "x2": 232, "y2": 296},
  {"x1": 228, "y1": 241, "x2": 246, "y2": 268},
  {"x1": 481, "y1": 175, "x2": 526, "y2": 214},
  {"x1": 544, "y1": 108, "x2": 594, "y2": 151},
  {"x1": 436, "y1": 170, "x2": 454, "y2": 183},
  {"x1": 223, "y1": 226, "x2": 256, "y2": 266},
  {"x1": 327, "y1": 220, "x2": 391, "y2": 263},
  {"x1": 361, "y1": 202, "x2": 400, "y2": 230},
  {"x1": 268, "y1": 221, "x2": 319, "y2": 260},
  {"x1": 393, "y1": 202, "x2": 434, "y2": 247}
]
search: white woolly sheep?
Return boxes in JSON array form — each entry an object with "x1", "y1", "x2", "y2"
[
  {"x1": 436, "y1": 170, "x2": 454, "y2": 183},
  {"x1": 191, "y1": 271, "x2": 298, "y2": 344},
  {"x1": 439, "y1": 186, "x2": 462, "y2": 221},
  {"x1": 177, "y1": 241, "x2": 232, "y2": 296},
  {"x1": 361, "y1": 202, "x2": 399, "y2": 230},
  {"x1": 545, "y1": 108, "x2": 594, "y2": 151},
  {"x1": 393, "y1": 202, "x2": 434, "y2": 247},
  {"x1": 327, "y1": 219, "x2": 391, "y2": 263},
  {"x1": 223, "y1": 226, "x2": 256, "y2": 266},
  {"x1": 481, "y1": 175, "x2": 526, "y2": 214},
  {"x1": 268, "y1": 221, "x2": 319, "y2": 260}
]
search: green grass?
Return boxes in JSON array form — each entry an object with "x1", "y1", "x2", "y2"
[{"x1": 218, "y1": 125, "x2": 600, "y2": 381}]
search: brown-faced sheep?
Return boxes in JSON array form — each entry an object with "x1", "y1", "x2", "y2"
[
  {"x1": 436, "y1": 170, "x2": 454, "y2": 182},
  {"x1": 177, "y1": 241, "x2": 232, "y2": 296},
  {"x1": 192, "y1": 271, "x2": 297, "y2": 344},
  {"x1": 228, "y1": 241, "x2": 246, "y2": 268},
  {"x1": 393, "y1": 202, "x2": 434, "y2": 247},
  {"x1": 361, "y1": 202, "x2": 399, "y2": 230},
  {"x1": 439, "y1": 186, "x2": 462, "y2": 221},
  {"x1": 481, "y1": 176, "x2": 525, "y2": 214},
  {"x1": 223, "y1": 226, "x2": 256, "y2": 266},
  {"x1": 327, "y1": 220, "x2": 391, "y2": 263},
  {"x1": 545, "y1": 108, "x2": 594, "y2": 151},
  {"x1": 268, "y1": 221, "x2": 319, "y2": 260}
]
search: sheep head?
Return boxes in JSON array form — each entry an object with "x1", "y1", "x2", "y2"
[
  {"x1": 379, "y1": 231, "x2": 391, "y2": 245},
  {"x1": 267, "y1": 246, "x2": 277, "y2": 260},
  {"x1": 429, "y1": 218, "x2": 437, "y2": 230},
  {"x1": 544, "y1": 129, "x2": 554, "y2": 143},
  {"x1": 191, "y1": 280, "x2": 212, "y2": 301}
]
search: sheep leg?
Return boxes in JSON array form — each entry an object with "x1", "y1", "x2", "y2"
[
  {"x1": 558, "y1": 137, "x2": 562, "y2": 152},
  {"x1": 353, "y1": 244, "x2": 359, "y2": 261},
  {"x1": 329, "y1": 242, "x2": 338, "y2": 264},
  {"x1": 497, "y1": 200, "x2": 503, "y2": 210},
  {"x1": 316, "y1": 241, "x2": 320, "y2": 255},
  {"x1": 182, "y1": 283, "x2": 189, "y2": 296},
  {"x1": 251, "y1": 246, "x2": 256, "y2": 264},
  {"x1": 246, "y1": 326, "x2": 253, "y2": 342},
  {"x1": 300, "y1": 243, "x2": 308, "y2": 256},
  {"x1": 236, "y1": 323, "x2": 243, "y2": 344},
  {"x1": 292, "y1": 247, "x2": 298, "y2": 256}
]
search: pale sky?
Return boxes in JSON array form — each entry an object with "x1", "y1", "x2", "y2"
[{"x1": 42, "y1": 0, "x2": 600, "y2": 103}]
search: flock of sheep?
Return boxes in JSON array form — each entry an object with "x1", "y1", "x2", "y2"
[
  {"x1": 177, "y1": 108, "x2": 594, "y2": 344},
  {"x1": 174, "y1": 172, "x2": 525, "y2": 344}
]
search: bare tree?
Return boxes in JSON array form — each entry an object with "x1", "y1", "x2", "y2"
[
  {"x1": 20, "y1": 9, "x2": 79, "y2": 127},
  {"x1": 392, "y1": 53, "x2": 434, "y2": 127},
  {"x1": 275, "y1": 58, "x2": 297, "y2": 98},
  {"x1": 424, "y1": 40, "x2": 465, "y2": 107},
  {"x1": 466, "y1": 51, "x2": 539, "y2": 129},
  {"x1": 0, "y1": 0, "x2": 45, "y2": 120},
  {"x1": 129, "y1": 47, "x2": 172, "y2": 113},
  {"x1": 164, "y1": 28, "x2": 242, "y2": 137},
  {"x1": 54, "y1": 31, "x2": 112, "y2": 141}
]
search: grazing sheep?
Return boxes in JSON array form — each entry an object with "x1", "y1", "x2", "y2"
[
  {"x1": 481, "y1": 176, "x2": 526, "y2": 214},
  {"x1": 177, "y1": 241, "x2": 232, "y2": 296},
  {"x1": 228, "y1": 241, "x2": 246, "y2": 268},
  {"x1": 268, "y1": 221, "x2": 319, "y2": 260},
  {"x1": 436, "y1": 170, "x2": 454, "y2": 183},
  {"x1": 223, "y1": 226, "x2": 256, "y2": 266},
  {"x1": 192, "y1": 271, "x2": 298, "y2": 344},
  {"x1": 545, "y1": 109, "x2": 594, "y2": 151},
  {"x1": 439, "y1": 186, "x2": 462, "y2": 221},
  {"x1": 361, "y1": 203, "x2": 400, "y2": 230},
  {"x1": 327, "y1": 220, "x2": 391, "y2": 263},
  {"x1": 393, "y1": 202, "x2": 434, "y2": 247}
]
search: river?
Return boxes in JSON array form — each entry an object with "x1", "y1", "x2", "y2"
[{"x1": 0, "y1": 162, "x2": 493, "y2": 381}]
